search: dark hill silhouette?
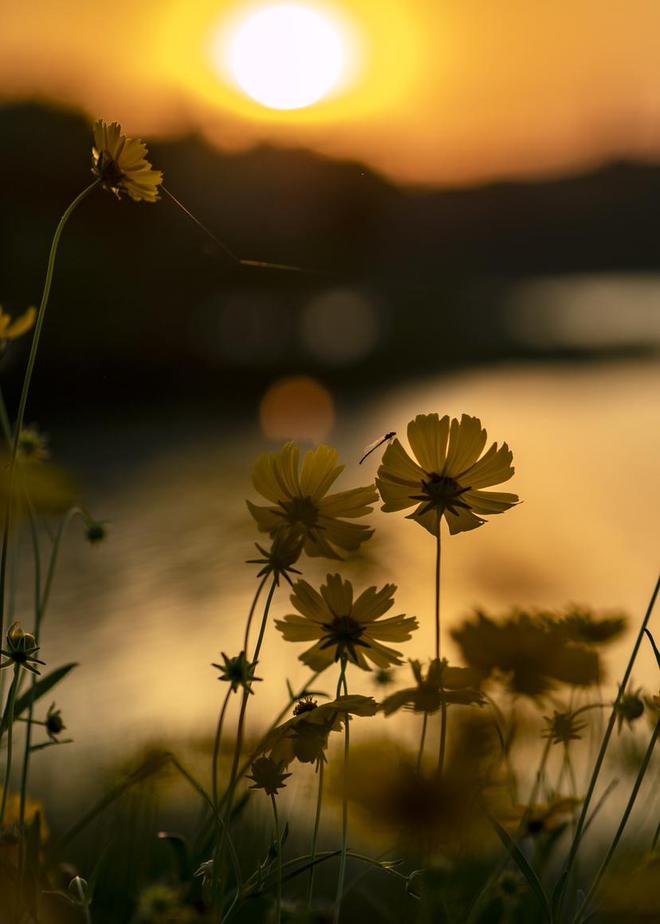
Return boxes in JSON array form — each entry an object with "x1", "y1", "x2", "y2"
[{"x1": 0, "y1": 102, "x2": 658, "y2": 416}]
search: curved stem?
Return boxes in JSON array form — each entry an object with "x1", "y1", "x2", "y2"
[
  {"x1": 212, "y1": 687, "x2": 232, "y2": 808},
  {"x1": 19, "y1": 505, "x2": 82, "y2": 828},
  {"x1": 243, "y1": 573, "x2": 268, "y2": 654},
  {"x1": 417, "y1": 712, "x2": 428, "y2": 773},
  {"x1": 251, "y1": 577, "x2": 278, "y2": 665},
  {"x1": 18, "y1": 504, "x2": 41, "y2": 827},
  {"x1": 438, "y1": 701, "x2": 447, "y2": 776},
  {"x1": 333, "y1": 657, "x2": 349, "y2": 924},
  {"x1": 0, "y1": 180, "x2": 100, "y2": 648},
  {"x1": 559, "y1": 574, "x2": 659, "y2": 907},
  {"x1": 0, "y1": 665, "x2": 21, "y2": 824},
  {"x1": 306, "y1": 759, "x2": 325, "y2": 908},
  {"x1": 215, "y1": 576, "x2": 278, "y2": 906},
  {"x1": 271, "y1": 794, "x2": 283, "y2": 924},
  {"x1": 434, "y1": 516, "x2": 441, "y2": 661},
  {"x1": 574, "y1": 718, "x2": 659, "y2": 924}
]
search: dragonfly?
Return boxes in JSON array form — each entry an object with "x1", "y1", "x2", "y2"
[{"x1": 359, "y1": 432, "x2": 396, "y2": 465}]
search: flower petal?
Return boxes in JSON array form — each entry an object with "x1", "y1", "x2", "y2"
[
  {"x1": 299, "y1": 445, "x2": 343, "y2": 499},
  {"x1": 407, "y1": 414, "x2": 450, "y2": 472},
  {"x1": 275, "y1": 614, "x2": 324, "y2": 641},
  {"x1": 365, "y1": 613, "x2": 418, "y2": 643},
  {"x1": 444, "y1": 415, "x2": 487, "y2": 477},
  {"x1": 444, "y1": 505, "x2": 486, "y2": 535},
  {"x1": 352, "y1": 585, "x2": 396, "y2": 623},
  {"x1": 321, "y1": 574, "x2": 353, "y2": 615},
  {"x1": 290, "y1": 580, "x2": 330, "y2": 623},
  {"x1": 462, "y1": 489, "x2": 519, "y2": 515},
  {"x1": 459, "y1": 442, "x2": 514, "y2": 489},
  {"x1": 319, "y1": 485, "x2": 378, "y2": 517}
]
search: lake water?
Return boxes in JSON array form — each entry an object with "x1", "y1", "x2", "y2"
[{"x1": 11, "y1": 358, "x2": 659, "y2": 801}]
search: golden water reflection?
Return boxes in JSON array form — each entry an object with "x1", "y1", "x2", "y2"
[{"x1": 26, "y1": 359, "x2": 659, "y2": 793}]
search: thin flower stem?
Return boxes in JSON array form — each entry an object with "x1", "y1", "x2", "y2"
[
  {"x1": 333, "y1": 657, "x2": 349, "y2": 924},
  {"x1": 434, "y1": 515, "x2": 441, "y2": 661},
  {"x1": 243, "y1": 573, "x2": 269, "y2": 654},
  {"x1": 271, "y1": 794, "x2": 283, "y2": 924},
  {"x1": 212, "y1": 687, "x2": 232, "y2": 808},
  {"x1": 215, "y1": 577, "x2": 278, "y2": 905},
  {"x1": 0, "y1": 179, "x2": 100, "y2": 651},
  {"x1": 651, "y1": 818, "x2": 660, "y2": 852},
  {"x1": 573, "y1": 718, "x2": 660, "y2": 924},
  {"x1": 558, "y1": 574, "x2": 659, "y2": 908},
  {"x1": 306, "y1": 759, "x2": 325, "y2": 909},
  {"x1": 417, "y1": 712, "x2": 428, "y2": 773},
  {"x1": 0, "y1": 665, "x2": 21, "y2": 825},
  {"x1": 251, "y1": 577, "x2": 278, "y2": 665},
  {"x1": 0, "y1": 387, "x2": 12, "y2": 446},
  {"x1": 18, "y1": 504, "x2": 41, "y2": 828},
  {"x1": 438, "y1": 701, "x2": 447, "y2": 775},
  {"x1": 18, "y1": 505, "x2": 82, "y2": 828}
]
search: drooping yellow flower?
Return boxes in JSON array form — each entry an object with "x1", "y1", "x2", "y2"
[
  {"x1": 92, "y1": 120, "x2": 163, "y2": 203},
  {"x1": 380, "y1": 658, "x2": 484, "y2": 716},
  {"x1": 259, "y1": 694, "x2": 377, "y2": 767},
  {"x1": 376, "y1": 413, "x2": 519, "y2": 536},
  {"x1": 247, "y1": 443, "x2": 378, "y2": 559},
  {"x1": 0, "y1": 306, "x2": 36, "y2": 351},
  {"x1": 275, "y1": 574, "x2": 417, "y2": 671}
]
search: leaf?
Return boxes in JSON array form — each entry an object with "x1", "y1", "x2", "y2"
[
  {"x1": 487, "y1": 814, "x2": 552, "y2": 922},
  {"x1": 4, "y1": 663, "x2": 78, "y2": 731}
]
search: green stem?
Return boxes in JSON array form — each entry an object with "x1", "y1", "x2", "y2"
[
  {"x1": 212, "y1": 687, "x2": 232, "y2": 808},
  {"x1": 558, "y1": 574, "x2": 659, "y2": 906},
  {"x1": 417, "y1": 712, "x2": 428, "y2": 773},
  {"x1": 18, "y1": 505, "x2": 81, "y2": 829},
  {"x1": 18, "y1": 504, "x2": 41, "y2": 828},
  {"x1": 251, "y1": 577, "x2": 277, "y2": 665},
  {"x1": 0, "y1": 387, "x2": 12, "y2": 446},
  {"x1": 333, "y1": 657, "x2": 349, "y2": 924},
  {"x1": 306, "y1": 759, "x2": 325, "y2": 909},
  {"x1": 438, "y1": 701, "x2": 447, "y2": 776},
  {"x1": 271, "y1": 794, "x2": 283, "y2": 924},
  {"x1": 215, "y1": 577, "x2": 278, "y2": 905},
  {"x1": 434, "y1": 515, "x2": 441, "y2": 661},
  {"x1": 243, "y1": 573, "x2": 268, "y2": 654},
  {"x1": 0, "y1": 180, "x2": 100, "y2": 651},
  {"x1": 574, "y1": 718, "x2": 660, "y2": 924},
  {"x1": 0, "y1": 664, "x2": 21, "y2": 825}
]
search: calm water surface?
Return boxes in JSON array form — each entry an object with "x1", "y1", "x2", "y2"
[{"x1": 16, "y1": 359, "x2": 659, "y2": 797}]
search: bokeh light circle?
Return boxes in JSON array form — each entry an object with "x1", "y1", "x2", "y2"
[{"x1": 259, "y1": 376, "x2": 335, "y2": 441}]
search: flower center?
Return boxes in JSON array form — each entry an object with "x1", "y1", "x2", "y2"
[
  {"x1": 413, "y1": 473, "x2": 471, "y2": 516},
  {"x1": 293, "y1": 697, "x2": 318, "y2": 716},
  {"x1": 319, "y1": 614, "x2": 368, "y2": 663},
  {"x1": 281, "y1": 496, "x2": 319, "y2": 529}
]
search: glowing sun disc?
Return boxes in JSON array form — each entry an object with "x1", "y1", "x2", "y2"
[{"x1": 225, "y1": 4, "x2": 346, "y2": 110}]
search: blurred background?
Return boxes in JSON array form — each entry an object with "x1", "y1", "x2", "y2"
[{"x1": 0, "y1": 1, "x2": 658, "y2": 788}]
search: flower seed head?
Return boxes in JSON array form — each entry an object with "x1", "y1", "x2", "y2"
[{"x1": 247, "y1": 757, "x2": 291, "y2": 797}]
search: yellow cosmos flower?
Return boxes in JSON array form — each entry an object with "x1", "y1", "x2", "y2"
[
  {"x1": 376, "y1": 413, "x2": 519, "y2": 536},
  {"x1": 0, "y1": 305, "x2": 36, "y2": 351},
  {"x1": 275, "y1": 574, "x2": 418, "y2": 671},
  {"x1": 380, "y1": 658, "x2": 484, "y2": 715},
  {"x1": 259, "y1": 694, "x2": 377, "y2": 767},
  {"x1": 92, "y1": 120, "x2": 163, "y2": 203},
  {"x1": 247, "y1": 442, "x2": 378, "y2": 559}
]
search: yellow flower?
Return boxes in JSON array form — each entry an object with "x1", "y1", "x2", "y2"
[
  {"x1": 0, "y1": 306, "x2": 36, "y2": 351},
  {"x1": 376, "y1": 413, "x2": 518, "y2": 536},
  {"x1": 259, "y1": 694, "x2": 377, "y2": 767},
  {"x1": 247, "y1": 442, "x2": 378, "y2": 559},
  {"x1": 275, "y1": 574, "x2": 417, "y2": 671},
  {"x1": 92, "y1": 120, "x2": 163, "y2": 203},
  {"x1": 380, "y1": 658, "x2": 484, "y2": 715}
]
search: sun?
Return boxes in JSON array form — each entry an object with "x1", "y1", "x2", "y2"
[{"x1": 220, "y1": 4, "x2": 348, "y2": 111}]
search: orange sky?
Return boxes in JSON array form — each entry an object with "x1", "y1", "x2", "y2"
[{"x1": 3, "y1": 0, "x2": 660, "y2": 185}]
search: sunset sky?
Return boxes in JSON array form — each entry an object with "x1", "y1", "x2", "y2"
[{"x1": 3, "y1": 0, "x2": 660, "y2": 185}]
